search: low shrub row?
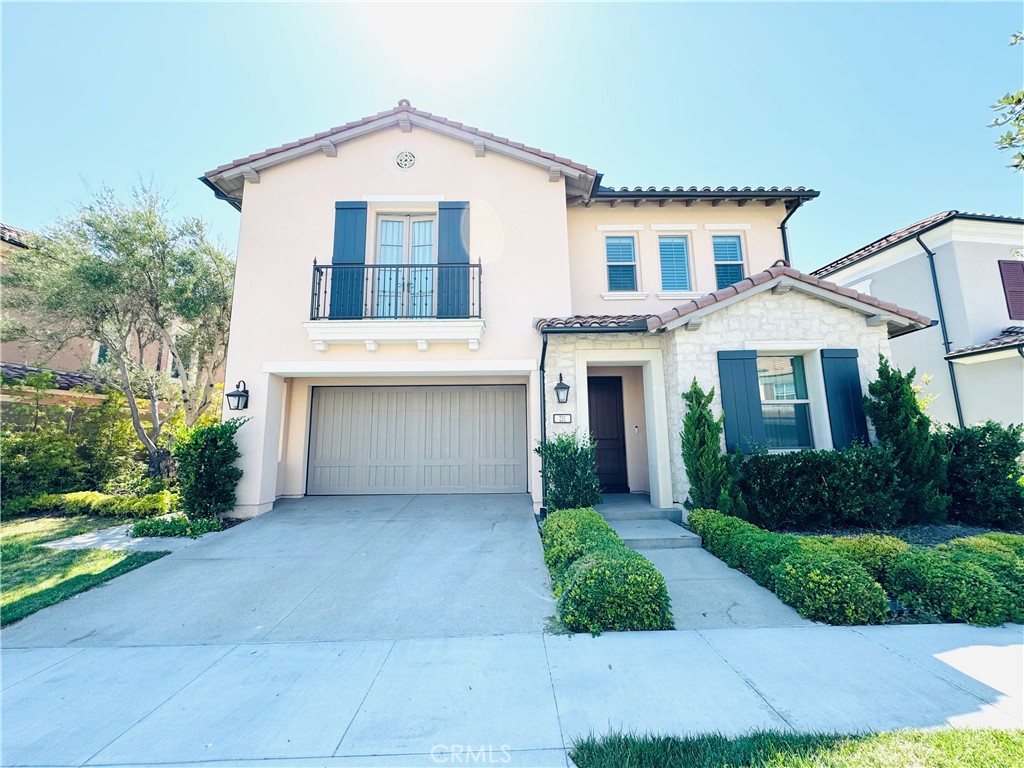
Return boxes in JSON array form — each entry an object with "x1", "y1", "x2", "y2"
[
  {"x1": 689, "y1": 509, "x2": 1024, "y2": 626},
  {"x1": 540, "y1": 508, "x2": 673, "y2": 634},
  {"x1": 3, "y1": 490, "x2": 177, "y2": 519},
  {"x1": 688, "y1": 509, "x2": 889, "y2": 625},
  {"x1": 130, "y1": 514, "x2": 222, "y2": 538}
]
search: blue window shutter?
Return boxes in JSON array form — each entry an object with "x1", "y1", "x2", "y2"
[
  {"x1": 330, "y1": 202, "x2": 367, "y2": 318},
  {"x1": 821, "y1": 349, "x2": 870, "y2": 449},
  {"x1": 659, "y1": 236, "x2": 690, "y2": 291},
  {"x1": 717, "y1": 351, "x2": 766, "y2": 453},
  {"x1": 438, "y1": 202, "x2": 469, "y2": 317}
]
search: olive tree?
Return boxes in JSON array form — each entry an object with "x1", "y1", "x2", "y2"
[{"x1": 2, "y1": 186, "x2": 234, "y2": 476}]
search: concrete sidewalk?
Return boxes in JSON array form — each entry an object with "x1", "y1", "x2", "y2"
[{"x1": 3, "y1": 623, "x2": 1021, "y2": 767}]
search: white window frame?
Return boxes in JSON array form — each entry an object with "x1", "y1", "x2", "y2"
[
  {"x1": 746, "y1": 344, "x2": 833, "y2": 451},
  {"x1": 604, "y1": 234, "x2": 640, "y2": 293},
  {"x1": 372, "y1": 214, "x2": 438, "y2": 318},
  {"x1": 657, "y1": 233, "x2": 695, "y2": 294},
  {"x1": 712, "y1": 233, "x2": 748, "y2": 290}
]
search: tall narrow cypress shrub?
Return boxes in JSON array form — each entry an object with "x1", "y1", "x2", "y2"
[
  {"x1": 681, "y1": 378, "x2": 747, "y2": 518},
  {"x1": 863, "y1": 356, "x2": 950, "y2": 523}
]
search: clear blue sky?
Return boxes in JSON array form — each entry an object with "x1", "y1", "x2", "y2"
[{"x1": 3, "y1": 2, "x2": 1021, "y2": 271}]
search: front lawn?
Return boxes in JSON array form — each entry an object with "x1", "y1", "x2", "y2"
[
  {"x1": 1, "y1": 515, "x2": 167, "y2": 626},
  {"x1": 572, "y1": 729, "x2": 1024, "y2": 768}
]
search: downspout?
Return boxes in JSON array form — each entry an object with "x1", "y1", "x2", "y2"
[
  {"x1": 915, "y1": 234, "x2": 965, "y2": 428},
  {"x1": 778, "y1": 197, "x2": 805, "y2": 266}
]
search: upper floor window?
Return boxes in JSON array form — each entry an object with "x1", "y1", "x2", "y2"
[
  {"x1": 659, "y1": 236, "x2": 691, "y2": 291},
  {"x1": 999, "y1": 260, "x2": 1024, "y2": 320},
  {"x1": 376, "y1": 215, "x2": 436, "y2": 318},
  {"x1": 713, "y1": 235, "x2": 745, "y2": 289},
  {"x1": 606, "y1": 236, "x2": 637, "y2": 292},
  {"x1": 757, "y1": 355, "x2": 813, "y2": 449}
]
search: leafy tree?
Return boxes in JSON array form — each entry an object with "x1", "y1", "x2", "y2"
[
  {"x1": 863, "y1": 356, "x2": 950, "y2": 523},
  {"x1": 1, "y1": 186, "x2": 234, "y2": 476},
  {"x1": 680, "y1": 378, "x2": 747, "y2": 518},
  {"x1": 990, "y1": 31, "x2": 1024, "y2": 172}
]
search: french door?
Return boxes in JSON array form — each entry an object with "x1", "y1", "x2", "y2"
[{"x1": 376, "y1": 216, "x2": 436, "y2": 318}]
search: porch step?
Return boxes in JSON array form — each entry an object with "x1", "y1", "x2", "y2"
[
  {"x1": 607, "y1": 519, "x2": 702, "y2": 550},
  {"x1": 599, "y1": 506, "x2": 683, "y2": 523}
]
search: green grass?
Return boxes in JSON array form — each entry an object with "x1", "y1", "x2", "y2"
[
  {"x1": 1, "y1": 515, "x2": 168, "y2": 626},
  {"x1": 571, "y1": 729, "x2": 1024, "y2": 768}
]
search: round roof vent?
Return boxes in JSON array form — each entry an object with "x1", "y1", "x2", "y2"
[{"x1": 395, "y1": 150, "x2": 417, "y2": 170}]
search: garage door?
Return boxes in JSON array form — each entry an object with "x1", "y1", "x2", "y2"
[{"x1": 307, "y1": 385, "x2": 528, "y2": 494}]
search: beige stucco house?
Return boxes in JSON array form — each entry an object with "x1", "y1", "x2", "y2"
[
  {"x1": 204, "y1": 102, "x2": 931, "y2": 517},
  {"x1": 813, "y1": 211, "x2": 1024, "y2": 427}
]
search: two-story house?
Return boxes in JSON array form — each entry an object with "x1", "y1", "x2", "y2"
[
  {"x1": 204, "y1": 102, "x2": 930, "y2": 517},
  {"x1": 813, "y1": 211, "x2": 1024, "y2": 427}
]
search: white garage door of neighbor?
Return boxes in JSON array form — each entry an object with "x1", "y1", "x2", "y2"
[{"x1": 307, "y1": 385, "x2": 528, "y2": 495}]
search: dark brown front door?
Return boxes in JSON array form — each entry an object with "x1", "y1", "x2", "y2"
[{"x1": 588, "y1": 376, "x2": 629, "y2": 493}]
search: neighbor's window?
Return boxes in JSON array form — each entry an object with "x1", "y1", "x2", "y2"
[
  {"x1": 713, "y1": 235, "x2": 745, "y2": 289},
  {"x1": 757, "y1": 355, "x2": 813, "y2": 449},
  {"x1": 606, "y1": 236, "x2": 637, "y2": 292},
  {"x1": 659, "y1": 235, "x2": 691, "y2": 291}
]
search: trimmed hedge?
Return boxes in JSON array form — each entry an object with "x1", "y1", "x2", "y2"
[
  {"x1": 558, "y1": 546, "x2": 674, "y2": 634},
  {"x1": 944, "y1": 537, "x2": 1024, "y2": 623},
  {"x1": 130, "y1": 514, "x2": 222, "y2": 538},
  {"x1": 688, "y1": 509, "x2": 890, "y2": 625},
  {"x1": 828, "y1": 535, "x2": 910, "y2": 584},
  {"x1": 5, "y1": 491, "x2": 177, "y2": 519},
  {"x1": 739, "y1": 446, "x2": 901, "y2": 530},
  {"x1": 772, "y1": 552, "x2": 888, "y2": 625},
  {"x1": 887, "y1": 547, "x2": 1011, "y2": 626},
  {"x1": 540, "y1": 507, "x2": 673, "y2": 633},
  {"x1": 946, "y1": 421, "x2": 1024, "y2": 529}
]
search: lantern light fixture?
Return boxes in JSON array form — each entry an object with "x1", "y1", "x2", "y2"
[
  {"x1": 226, "y1": 380, "x2": 250, "y2": 411},
  {"x1": 554, "y1": 374, "x2": 570, "y2": 404}
]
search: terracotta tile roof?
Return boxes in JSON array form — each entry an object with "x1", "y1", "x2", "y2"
[
  {"x1": 592, "y1": 185, "x2": 819, "y2": 201},
  {"x1": 534, "y1": 315, "x2": 652, "y2": 332},
  {"x1": 946, "y1": 327, "x2": 1024, "y2": 359},
  {"x1": 647, "y1": 264, "x2": 932, "y2": 331},
  {"x1": 205, "y1": 100, "x2": 599, "y2": 180},
  {"x1": 0, "y1": 223, "x2": 33, "y2": 248},
  {"x1": 0, "y1": 363, "x2": 104, "y2": 392},
  {"x1": 813, "y1": 211, "x2": 1024, "y2": 277}
]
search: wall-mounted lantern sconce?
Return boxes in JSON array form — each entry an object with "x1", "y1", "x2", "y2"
[
  {"x1": 554, "y1": 374, "x2": 570, "y2": 404},
  {"x1": 226, "y1": 380, "x2": 250, "y2": 411}
]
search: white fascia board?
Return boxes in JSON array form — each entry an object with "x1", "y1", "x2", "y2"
[
  {"x1": 949, "y1": 348, "x2": 1023, "y2": 365},
  {"x1": 263, "y1": 358, "x2": 538, "y2": 377}
]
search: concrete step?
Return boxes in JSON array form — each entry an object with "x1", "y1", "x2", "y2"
[
  {"x1": 607, "y1": 519, "x2": 702, "y2": 550},
  {"x1": 599, "y1": 506, "x2": 683, "y2": 524}
]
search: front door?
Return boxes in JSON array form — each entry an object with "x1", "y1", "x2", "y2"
[{"x1": 588, "y1": 376, "x2": 629, "y2": 493}]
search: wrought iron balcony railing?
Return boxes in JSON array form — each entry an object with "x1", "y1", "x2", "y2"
[{"x1": 310, "y1": 263, "x2": 482, "y2": 321}]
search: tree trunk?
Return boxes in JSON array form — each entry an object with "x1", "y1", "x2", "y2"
[{"x1": 146, "y1": 447, "x2": 176, "y2": 479}]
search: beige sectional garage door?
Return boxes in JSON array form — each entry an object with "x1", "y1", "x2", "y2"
[{"x1": 307, "y1": 386, "x2": 528, "y2": 494}]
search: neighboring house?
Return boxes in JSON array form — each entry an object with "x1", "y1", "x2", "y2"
[
  {"x1": 1, "y1": 222, "x2": 175, "y2": 377},
  {"x1": 813, "y1": 211, "x2": 1024, "y2": 427},
  {"x1": 1, "y1": 223, "x2": 98, "y2": 372},
  {"x1": 204, "y1": 101, "x2": 931, "y2": 517}
]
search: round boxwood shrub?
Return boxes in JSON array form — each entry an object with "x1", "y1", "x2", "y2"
[
  {"x1": 979, "y1": 532, "x2": 1024, "y2": 559},
  {"x1": 945, "y1": 537, "x2": 1024, "y2": 623},
  {"x1": 737, "y1": 533, "x2": 803, "y2": 589},
  {"x1": 771, "y1": 551, "x2": 888, "y2": 625},
  {"x1": 687, "y1": 508, "x2": 760, "y2": 559},
  {"x1": 887, "y1": 547, "x2": 1011, "y2": 626},
  {"x1": 557, "y1": 545, "x2": 674, "y2": 634},
  {"x1": 827, "y1": 534, "x2": 910, "y2": 583}
]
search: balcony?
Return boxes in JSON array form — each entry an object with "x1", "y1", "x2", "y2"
[{"x1": 305, "y1": 263, "x2": 485, "y2": 352}]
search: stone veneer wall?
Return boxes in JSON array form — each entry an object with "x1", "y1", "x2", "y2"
[{"x1": 663, "y1": 289, "x2": 892, "y2": 503}]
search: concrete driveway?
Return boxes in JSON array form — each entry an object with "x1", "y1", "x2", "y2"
[{"x1": 2, "y1": 494, "x2": 553, "y2": 648}]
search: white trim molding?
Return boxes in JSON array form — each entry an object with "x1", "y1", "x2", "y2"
[
  {"x1": 704, "y1": 223, "x2": 752, "y2": 231},
  {"x1": 303, "y1": 319, "x2": 485, "y2": 352},
  {"x1": 597, "y1": 224, "x2": 645, "y2": 232},
  {"x1": 362, "y1": 194, "x2": 446, "y2": 202},
  {"x1": 657, "y1": 291, "x2": 702, "y2": 301},
  {"x1": 263, "y1": 358, "x2": 537, "y2": 377},
  {"x1": 601, "y1": 291, "x2": 649, "y2": 300}
]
